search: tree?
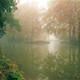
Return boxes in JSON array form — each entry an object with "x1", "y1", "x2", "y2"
[
  {"x1": 15, "y1": 4, "x2": 43, "y2": 42},
  {"x1": 44, "y1": 0, "x2": 80, "y2": 41},
  {"x1": 0, "y1": 0, "x2": 20, "y2": 38}
]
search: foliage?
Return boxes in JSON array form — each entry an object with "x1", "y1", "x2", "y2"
[
  {"x1": 6, "y1": 13, "x2": 21, "y2": 32},
  {"x1": 0, "y1": 0, "x2": 20, "y2": 38},
  {"x1": 44, "y1": 0, "x2": 80, "y2": 41},
  {"x1": 0, "y1": 51, "x2": 25, "y2": 80}
]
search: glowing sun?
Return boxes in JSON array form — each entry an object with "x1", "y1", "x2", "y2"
[
  {"x1": 35, "y1": 0, "x2": 49, "y2": 10},
  {"x1": 19, "y1": 0, "x2": 49, "y2": 10}
]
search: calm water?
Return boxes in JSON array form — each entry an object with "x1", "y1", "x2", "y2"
[{"x1": 0, "y1": 37, "x2": 80, "y2": 80}]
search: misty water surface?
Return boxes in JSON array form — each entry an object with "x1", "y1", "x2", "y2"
[{"x1": 0, "y1": 35, "x2": 80, "y2": 80}]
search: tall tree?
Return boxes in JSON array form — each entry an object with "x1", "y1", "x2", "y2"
[
  {"x1": 0, "y1": 0, "x2": 20, "y2": 38},
  {"x1": 44, "y1": 0, "x2": 80, "y2": 41}
]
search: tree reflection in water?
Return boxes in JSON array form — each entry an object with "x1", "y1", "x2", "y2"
[
  {"x1": 42, "y1": 45, "x2": 80, "y2": 80},
  {"x1": 0, "y1": 38, "x2": 80, "y2": 80}
]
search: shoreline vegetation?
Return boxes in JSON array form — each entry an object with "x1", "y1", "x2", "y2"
[{"x1": 0, "y1": 49, "x2": 25, "y2": 80}]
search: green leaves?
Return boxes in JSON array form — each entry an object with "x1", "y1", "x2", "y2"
[
  {"x1": 6, "y1": 13, "x2": 21, "y2": 32},
  {"x1": 0, "y1": 0, "x2": 16, "y2": 12},
  {"x1": 8, "y1": 72, "x2": 24, "y2": 80},
  {"x1": 0, "y1": 54, "x2": 25, "y2": 80},
  {"x1": 0, "y1": 0, "x2": 20, "y2": 38}
]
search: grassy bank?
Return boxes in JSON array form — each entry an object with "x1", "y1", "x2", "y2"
[{"x1": 0, "y1": 50, "x2": 25, "y2": 80}]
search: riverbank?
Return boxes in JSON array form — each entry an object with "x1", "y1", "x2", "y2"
[{"x1": 0, "y1": 50, "x2": 25, "y2": 80}]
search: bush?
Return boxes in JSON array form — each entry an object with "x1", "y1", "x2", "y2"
[{"x1": 0, "y1": 51, "x2": 25, "y2": 80}]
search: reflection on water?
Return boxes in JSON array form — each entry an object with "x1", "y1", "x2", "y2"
[
  {"x1": 0, "y1": 37, "x2": 80, "y2": 80},
  {"x1": 48, "y1": 41, "x2": 57, "y2": 54},
  {"x1": 48, "y1": 34, "x2": 58, "y2": 54}
]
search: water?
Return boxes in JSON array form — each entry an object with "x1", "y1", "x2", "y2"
[{"x1": 0, "y1": 37, "x2": 80, "y2": 80}]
